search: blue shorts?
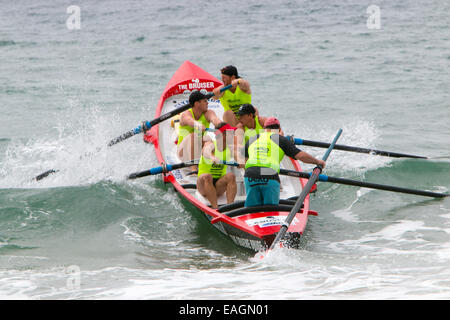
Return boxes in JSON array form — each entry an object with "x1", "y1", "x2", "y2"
[{"x1": 244, "y1": 177, "x2": 280, "y2": 207}]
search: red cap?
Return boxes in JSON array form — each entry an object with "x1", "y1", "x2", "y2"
[
  {"x1": 215, "y1": 123, "x2": 237, "y2": 136},
  {"x1": 263, "y1": 117, "x2": 281, "y2": 128}
]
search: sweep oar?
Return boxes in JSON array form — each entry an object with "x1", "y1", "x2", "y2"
[
  {"x1": 267, "y1": 128, "x2": 343, "y2": 252},
  {"x1": 279, "y1": 169, "x2": 449, "y2": 198},
  {"x1": 291, "y1": 137, "x2": 429, "y2": 159},
  {"x1": 108, "y1": 84, "x2": 232, "y2": 147}
]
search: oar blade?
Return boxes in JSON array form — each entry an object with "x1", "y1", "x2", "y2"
[{"x1": 34, "y1": 169, "x2": 59, "y2": 181}]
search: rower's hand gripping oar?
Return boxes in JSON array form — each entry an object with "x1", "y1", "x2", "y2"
[
  {"x1": 279, "y1": 168, "x2": 449, "y2": 198},
  {"x1": 290, "y1": 137, "x2": 430, "y2": 159},
  {"x1": 107, "y1": 84, "x2": 232, "y2": 147},
  {"x1": 267, "y1": 128, "x2": 343, "y2": 252}
]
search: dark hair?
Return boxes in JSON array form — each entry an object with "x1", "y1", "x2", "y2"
[
  {"x1": 264, "y1": 124, "x2": 280, "y2": 129},
  {"x1": 221, "y1": 65, "x2": 239, "y2": 78},
  {"x1": 237, "y1": 104, "x2": 256, "y2": 116},
  {"x1": 189, "y1": 90, "x2": 207, "y2": 105}
]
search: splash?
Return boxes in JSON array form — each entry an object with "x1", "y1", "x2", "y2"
[
  {"x1": 286, "y1": 119, "x2": 392, "y2": 177},
  {"x1": 0, "y1": 103, "x2": 157, "y2": 189}
]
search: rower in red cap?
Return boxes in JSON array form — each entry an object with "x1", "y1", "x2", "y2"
[{"x1": 241, "y1": 117, "x2": 325, "y2": 207}]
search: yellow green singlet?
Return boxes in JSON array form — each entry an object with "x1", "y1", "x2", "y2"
[
  {"x1": 198, "y1": 140, "x2": 232, "y2": 179},
  {"x1": 243, "y1": 116, "x2": 263, "y2": 144},
  {"x1": 177, "y1": 109, "x2": 210, "y2": 145},
  {"x1": 245, "y1": 132, "x2": 285, "y2": 173},
  {"x1": 220, "y1": 86, "x2": 251, "y2": 117}
]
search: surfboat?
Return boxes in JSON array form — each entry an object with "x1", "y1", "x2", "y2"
[{"x1": 143, "y1": 60, "x2": 317, "y2": 251}]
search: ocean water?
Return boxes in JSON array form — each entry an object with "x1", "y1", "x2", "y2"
[{"x1": 1, "y1": 0, "x2": 449, "y2": 300}]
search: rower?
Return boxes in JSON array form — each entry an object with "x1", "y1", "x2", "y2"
[
  {"x1": 243, "y1": 117, "x2": 326, "y2": 207},
  {"x1": 212, "y1": 65, "x2": 251, "y2": 126},
  {"x1": 197, "y1": 122, "x2": 238, "y2": 209},
  {"x1": 235, "y1": 103, "x2": 267, "y2": 146},
  {"x1": 177, "y1": 91, "x2": 221, "y2": 162}
]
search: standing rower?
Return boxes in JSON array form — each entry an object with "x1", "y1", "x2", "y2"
[
  {"x1": 213, "y1": 65, "x2": 251, "y2": 126},
  {"x1": 243, "y1": 117, "x2": 325, "y2": 207}
]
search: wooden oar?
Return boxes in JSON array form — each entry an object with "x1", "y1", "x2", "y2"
[
  {"x1": 34, "y1": 85, "x2": 232, "y2": 181},
  {"x1": 267, "y1": 128, "x2": 343, "y2": 252},
  {"x1": 291, "y1": 137, "x2": 429, "y2": 159},
  {"x1": 279, "y1": 168, "x2": 449, "y2": 198}
]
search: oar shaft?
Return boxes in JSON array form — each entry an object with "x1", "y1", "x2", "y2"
[
  {"x1": 35, "y1": 169, "x2": 58, "y2": 181},
  {"x1": 293, "y1": 138, "x2": 428, "y2": 159},
  {"x1": 127, "y1": 160, "x2": 200, "y2": 179},
  {"x1": 108, "y1": 103, "x2": 191, "y2": 147},
  {"x1": 108, "y1": 85, "x2": 232, "y2": 147},
  {"x1": 107, "y1": 120, "x2": 153, "y2": 147},
  {"x1": 279, "y1": 169, "x2": 448, "y2": 198},
  {"x1": 269, "y1": 129, "x2": 343, "y2": 250}
]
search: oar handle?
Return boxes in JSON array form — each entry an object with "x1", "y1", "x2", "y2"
[{"x1": 208, "y1": 84, "x2": 232, "y2": 98}]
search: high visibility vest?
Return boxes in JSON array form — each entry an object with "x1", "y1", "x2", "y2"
[
  {"x1": 198, "y1": 140, "x2": 232, "y2": 179},
  {"x1": 177, "y1": 109, "x2": 210, "y2": 145},
  {"x1": 220, "y1": 86, "x2": 251, "y2": 117},
  {"x1": 245, "y1": 132, "x2": 285, "y2": 173}
]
